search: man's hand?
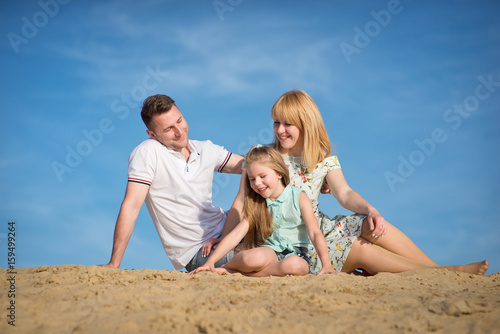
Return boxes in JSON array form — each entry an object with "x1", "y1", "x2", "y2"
[
  {"x1": 97, "y1": 263, "x2": 119, "y2": 269},
  {"x1": 320, "y1": 181, "x2": 331, "y2": 194},
  {"x1": 201, "y1": 238, "x2": 220, "y2": 257}
]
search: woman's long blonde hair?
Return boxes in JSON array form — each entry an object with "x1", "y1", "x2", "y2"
[
  {"x1": 271, "y1": 90, "x2": 331, "y2": 170},
  {"x1": 242, "y1": 145, "x2": 290, "y2": 250}
]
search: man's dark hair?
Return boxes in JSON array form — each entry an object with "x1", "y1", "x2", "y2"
[{"x1": 141, "y1": 94, "x2": 176, "y2": 130}]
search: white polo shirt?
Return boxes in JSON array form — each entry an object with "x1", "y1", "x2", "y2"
[{"x1": 128, "y1": 138, "x2": 232, "y2": 269}]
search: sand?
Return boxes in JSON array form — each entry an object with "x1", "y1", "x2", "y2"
[{"x1": 1, "y1": 265, "x2": 499, "y2": 334}]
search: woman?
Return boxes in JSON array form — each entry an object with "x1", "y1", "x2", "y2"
[{"x1": 270, "y1": 89, "x2": 488, "y2": 275}]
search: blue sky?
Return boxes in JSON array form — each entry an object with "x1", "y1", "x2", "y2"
[{"x1": 1, "y1": 0, "x2": 499, "y2": 274}]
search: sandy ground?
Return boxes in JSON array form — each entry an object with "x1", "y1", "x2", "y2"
[{"x1": 1, "y1": 265, "x2": 499, "y2": 334}]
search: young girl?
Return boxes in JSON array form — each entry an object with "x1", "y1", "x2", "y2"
[
  {"x1": 270, "y1": 89, "x2": 488, "y2": 276},
  {"x1": 190, "y1": 145, "x2": 335, "y2": 277}
]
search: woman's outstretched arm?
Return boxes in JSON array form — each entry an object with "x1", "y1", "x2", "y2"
[{"x1": 325, "y1": 169, "x2": 387, "y2": 237}]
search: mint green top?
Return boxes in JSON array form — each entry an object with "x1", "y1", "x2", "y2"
[{"x1": 262, "y1": 185, "x2": 311, "y2": 253}]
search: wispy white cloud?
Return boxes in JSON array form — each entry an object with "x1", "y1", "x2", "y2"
[{"x1": 168, "y1": 24, "x2": 339, "y2": 97}]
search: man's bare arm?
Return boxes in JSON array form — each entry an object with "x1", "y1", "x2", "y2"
[
  {"x1": 100, "y1": 181, "x2": 149, "y2": 268},
  {"x1": 220, "y1": 153, "x2": 244, "y2": 174}
]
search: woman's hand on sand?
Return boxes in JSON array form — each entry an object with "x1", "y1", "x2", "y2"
[
  {"x1": 317, "y1": 266, "x2": 336, "y2": 276},
  {"x1": 201, "y1": 238, "x2": 220, "y2": 257}
]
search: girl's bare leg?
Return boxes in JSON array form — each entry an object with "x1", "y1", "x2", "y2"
[
  {"x1": 223, "y1": 248, "x2": 309, "y2": 277},
  {"x1": 222, "y1": 247, "x2": 278, "y2": 276},
  {"x1": 243, "y1": 255, "x2": 308, "y2": 277},
  {"x1": 361, "y1": 219, "x2": 438, "y2": 266},
  {"x1": 343, "y1": 237, "x2": 488, "y2": 275},
  {"x1": 272, "y1": 255, "x2": 309, "y2": 276}
]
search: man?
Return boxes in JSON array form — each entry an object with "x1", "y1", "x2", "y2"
[{"x1": 100, "y1": 94, "x2": 244, "y2": 271}]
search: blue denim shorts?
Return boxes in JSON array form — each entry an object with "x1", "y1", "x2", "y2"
[
  {"x1": 275, "y1": 246, "x2": 311, "y2": 266},
  {"x1": 184, "y1": 245, "x2": 234, "y2": 272}
]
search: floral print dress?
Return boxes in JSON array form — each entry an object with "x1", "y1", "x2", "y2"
[{"x1": 282, "y1": 155, "x2": 366, "y2": 274}]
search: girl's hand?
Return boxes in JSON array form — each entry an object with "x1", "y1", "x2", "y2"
[
  {"x1": 317, "y1": 266, "x2": 336, "y2": 276},
  {"x1": 367, "y1": 210, "x2": 388, "y2": 238},
  {"x1": 201, "y1": 238, "x2": 220, "y2": 257},
  {"x1": 188, "y1": 263, "x2": 213, "y2": 275}
]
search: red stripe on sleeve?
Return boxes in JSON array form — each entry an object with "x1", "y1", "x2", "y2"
[
  {"x1": 217, "y1": 152, "x2": 232, "y2": 173},
  {"x1": 128, "y1": 177, "x2": 152, "y2": 185}
]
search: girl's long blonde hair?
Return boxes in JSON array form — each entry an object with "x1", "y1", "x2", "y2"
[
  {"x1": 271, "y1": 90, "x2": 331, "y2": 170},
  {"x1": 242, "y1": 145, "x2": 290, "y2": 250}
]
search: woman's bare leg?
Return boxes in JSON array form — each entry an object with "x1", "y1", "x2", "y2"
[
  {"x1": 361, "y1": 219, "x2": 438, "y2": 266},
  {"x1": 441, "y1": 261, "x2": 488, "y2": 275},
  {"x1": 343, "y1": 237, "x2": 488, "y2": 275}
]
